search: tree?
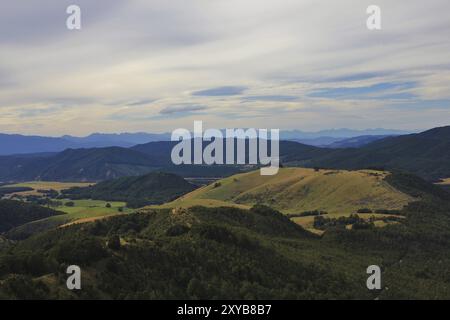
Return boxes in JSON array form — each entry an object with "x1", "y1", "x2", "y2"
[
  {"x1": 107, "y1": 234, "x2": 121, "y2": 250},
  {"x1": 187, "y1": 278, "x2": 206, "y2": 299}
]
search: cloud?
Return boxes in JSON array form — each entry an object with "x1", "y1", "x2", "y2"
[
  {"x1": 242, "y1": 95, "x2": 298, "y2": 102},
  {"x1": 308, "y1": 82, "x2": 417, "y2": 100},
  {"x1": 159, "y1": 104, "x2": 207, "y2": 115},
  {"x1": 126, "y1": 99, "x2": 156, "y2": 106},
  {"x1": 326, "y1": 72, "x2": 388, "y2": 82},
  {"x1": 0, "y1": 0, "x2": 450, "y2": 134},
  {"x1": 0, "y1": 1, "x2": 125, "y2": 44},
  {"x1": 192, "y1": 86, "x2": 247, "y2": 97}
]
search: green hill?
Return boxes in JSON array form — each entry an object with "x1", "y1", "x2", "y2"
[
  {"x1": 158, "y1": 168, "x2": 413, "y2": 215},
  {"x1": 2, "y1": 125, "x2": 450, "y2": 182},
  {"x1": 2, "y1": 198, "x2": 450, "y2": 299},
  {"x1": 62, "y1": 172, "x2": 197, "y2": 208},
  {"x1": 0, "y1": 147, "x2": 162, "y2": 182},
  {"x1": 0, "y1": 200, "x2": 64, "y2": 233},
  {"x1": 36, "y1": 147, "x2": 163, "y2": 181},
  {"x1": 303, "y1": 126, "x2": 450, "y2": 181}
]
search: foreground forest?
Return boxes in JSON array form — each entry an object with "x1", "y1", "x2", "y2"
[{"x1": 1, "y1": 172, "x2": 450, "y2": 299}]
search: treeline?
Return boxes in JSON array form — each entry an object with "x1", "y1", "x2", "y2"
[
  {"x1": 286, "y1": 210, "x2": 328, "y2": 218},
  {"x1": 2, "y1": 171, "x2": 450, "y2": 299},
  {"x1": 0, "y1": 187, "x2": 33, "y2": 198},
  {"x1": 0, "y1": 200, "x2": 64, "y2": 233},
  {"x1": 0, "y1": 206, "x2": 361, "y2": 299},
  {"x1": 62, "y1": 172, "x2": 196, "y2": 208}
]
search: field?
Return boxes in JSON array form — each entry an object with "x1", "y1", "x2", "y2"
[
  {"x1": 155, "y1": 168, "x2": 412, "y2": 213},
  {"x1": 6, "y1": 198, "x2": 133, "y2": 239},
  {"x1": 3, "y1": 181, "x2": 93, "y2": 196},
  {"x1": 55, "y1": 199, "x2": 132, "y2": 224},
  {"x1": 2, "y1": 182, "x2": 131, "y2": 223},
  {"x1": 152, "y1": 168, "x2": 411, "y2": 233},
  {"x1": 437, "y1": 178, "x2": 450, "y2": 185}
]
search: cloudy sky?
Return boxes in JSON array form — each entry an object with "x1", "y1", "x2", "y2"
[{"x1": 1, "y1": 0, "x2": 450, "y2": 136}]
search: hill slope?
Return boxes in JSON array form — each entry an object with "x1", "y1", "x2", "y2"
[
  {"x1": 158, "y1": 168, "x2": 413, "y2": 214},
  {"x1": 62, "y1": 172, "x2": 197, "y2": 207},
  {"x1": 0, "y1": 147, "x2": 163, "y2": 182},
  {"x1": 0, "y1": 199, "x2": 64, "y2": 233},
  {"x1": 1, "y1": 125, "x2": 450, "y2": 182},
  {"x1": 2, "y1": 198, "x2": 450, "y2": 299},
  {"x1": 325, "y1": 135, "x2": 391, "y2": 148},
  {"x1": 305, "y1": 126, "x2": 450, "y2": 180}
]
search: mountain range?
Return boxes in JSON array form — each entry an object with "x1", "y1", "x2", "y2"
[
  {"x1": 304, "y1": 126, "x2": 450, "y2": 181},
  {"x1": 0, "y1": 126, "x2": 448, "y2": 182},
  {"x1": 0, "y1": 129, "x2": 409, "y2": 155}
]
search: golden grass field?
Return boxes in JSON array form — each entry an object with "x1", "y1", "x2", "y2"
[
  {"x1": 3, "y1": 181, "x2": 93, "y2": 196},
  {"x1": 13, "y1": 199, "x2": 133, "y2": 232},
  {"x1": 5, "y1": 169, "x2": 413, "y2": 233},
  {"x1": 437, "y1": 178, "x2": 450, "y2": 185},
  {"x1": 154, "y1": 168, "x2": 412, "y2": 213},
  {"x1": 151, "y1": 167, "x2": 411, "y2": 233},
  {"x1": 2, "y1": 181, "x2": 131, "y2": 227}
]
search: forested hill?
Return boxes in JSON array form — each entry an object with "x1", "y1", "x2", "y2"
[
  {"x1": 301, "y1": 126, "x2": 450, "y2": 180},
  {"x1": 2, "y1": 195, "x2": 450, "y2": 299},
  {"x1": 0, "y1": 147, "x2": 162, "y2": 182},
  {"x1": 0, "y1": 200, "x2": 64, "y2": 233},
  {"x1": 1, "y1": 126, "x2": 450, "y2": 182},
  {"x1": 62, "y1": 171, "x2": 197, "y2": 208}
]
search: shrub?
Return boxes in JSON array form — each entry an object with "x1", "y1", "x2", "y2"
[
  {"x1": 166, "y1": 224, "x2": 190, "y2": 237},
  {"x1": 107, "y1": 235, "x2": 121, "y2": 250}
]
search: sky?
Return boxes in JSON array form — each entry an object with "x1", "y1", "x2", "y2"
[{"x1": 1, "y1": 0, "x2": 450, "y2": 136}]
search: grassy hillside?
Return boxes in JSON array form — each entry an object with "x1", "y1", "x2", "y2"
[{"x1": 158, "y1": 168, "x2": 413, "y2": 215}]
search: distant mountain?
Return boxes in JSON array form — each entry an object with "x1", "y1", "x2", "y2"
[
  {"x1": 38, "y1": 147, "x2": 167, "y2": 181},
  {"x1": 62, "y1": 132, "x2": 171, "y2": 146},
  {"x1": 0, "y1": 142, "x2": 249, "y2": 182},
  {"x1": 0, "y1": 132, "x2": 171, "y2": 155},
  {"x1": 280, "y1": 128, "x2": 410, "y2": 140},
  {"x1": 0, "y1": 129, "x2": 408, "y2": 155},
  {"x1": 0, "y1": 126, "x2": 448, "y2": 182},
  {"x1": 0, "y1": 147, "x2": 163, "y2": 182},
  {"x1": 304, "y1": 126, "x2": 450, "y2": 180},
  {"x1": 62, "y1": 171, "x2": 197, "y2": 208},
  {"x1": 130, "y1": 141, "x2": 177, "y2": 164},
  {"x1": 324, "y1": 135, "x2": 391, "y2": 148},
  {"x1": 0, "y1": 134, "x2": 78, "y2": 155},
  {"x1": 290, "y1": 137, "x2": 343, "y2": 147},
  {"x1": 0, "y1": 153, "x2": 55, "y2": 182}
]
